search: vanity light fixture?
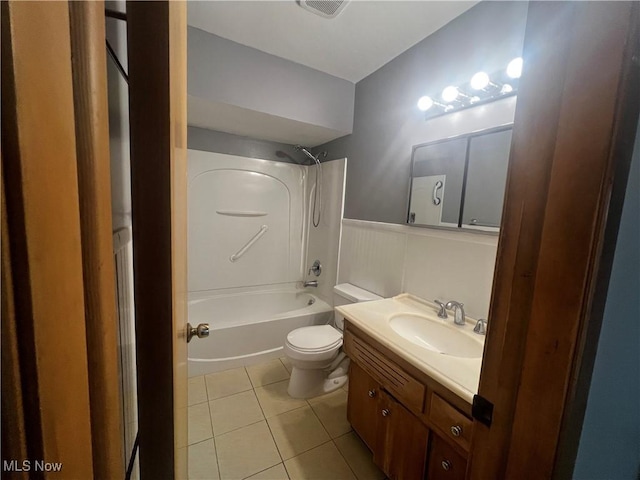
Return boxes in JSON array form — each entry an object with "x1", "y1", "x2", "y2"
[
  {"x1": 506, "y1": 57, "x2": 523, "y2": 79},
  {"x1": 442, "y1": 86, "x2": 478, "y2": 105},
  {"x1": 470, "y1": 71, "x2": 502, "y2": 92},
  {"x1": 417, "y1": 95, "x2": 452, "y2": 113},
  {"x1": 418, "y1": 57, "x2": 523, "y2": 120},
  {"x1": 441, "y1": 85, "x2": 460, "y2": 103},
  {"x1": 470, "y1": 71, "x2": 491, "y2": 90},
  {"x1": 501, "y1": 84, "x2": 514, "y2": 94}
]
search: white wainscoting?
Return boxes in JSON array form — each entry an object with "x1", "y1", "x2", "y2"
[{"x1": 337, "y1": 219, "x2": 498, "y2": 319}]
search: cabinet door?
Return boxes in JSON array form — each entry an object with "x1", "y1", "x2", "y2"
[
  {"x1": 377, "y1": 390, "x2": 429, "y2": 480},
  {"x1": 427, "y1": 434, "x2": 467, "y2": 480},
  {"x1": 347, "y1": 362, "x2": 380, "y2": 451}
]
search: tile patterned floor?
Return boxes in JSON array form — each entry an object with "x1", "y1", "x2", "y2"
[{"x1": 188, "y1": 358, "x2": 385, "y2": 480}]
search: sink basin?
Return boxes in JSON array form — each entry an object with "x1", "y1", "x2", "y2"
[{"x1": 389, "y1": 314, "x2": 483, "y2": 358}]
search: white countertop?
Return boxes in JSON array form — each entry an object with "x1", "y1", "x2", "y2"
[{"x1": 337, "y1": 294, "x2": 484, "y2": 404}]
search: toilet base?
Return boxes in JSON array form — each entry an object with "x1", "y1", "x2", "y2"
[{"x1": 287, "y1": 358, "x2": 350, "y2": 399}]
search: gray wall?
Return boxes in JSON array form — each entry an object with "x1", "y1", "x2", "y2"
[
  {"x1": 188, "y1": 126, "x2": 314, "y2": 165},
  {"x1": 188, "y1": 27, "x2": 354, "y2": 134},
  {"x1": 573, "y1": 121, "x2": 640, "y2": 479},
  {"x1": 318, "y1": 2, "x2": 528, "y2": 224}
]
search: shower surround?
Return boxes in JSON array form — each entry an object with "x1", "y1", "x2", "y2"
[{"x1": 187, "y1": 150, "x2": 345, "y2": 375}]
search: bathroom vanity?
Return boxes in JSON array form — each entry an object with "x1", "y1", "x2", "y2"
[{"x1": 337, "y1": 295, "x2": 484, "y2": 479}]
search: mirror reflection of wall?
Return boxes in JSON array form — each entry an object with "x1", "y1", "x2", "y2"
[
  {"x1": 462, "y1": 129, "x2": 512, "y2": 230},
  {"x1": 409, "y1": 138, "x2": 466, "y2": 228},
  {"x1": 408, "y1": 126, "x2": 512, "y2": 232}
]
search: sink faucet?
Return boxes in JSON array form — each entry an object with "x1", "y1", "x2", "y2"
[
  {"x1": 303, "y1": 280, "x2": 318, "y2": 288},
  {"x1": 434, "y1": 300, "x2": 448, "y2": 319},
  {"x1": 445, "y1": 301, "x2": 466, "y2": 326},
  {"x1": 474, "y1": 318, "x2": 488, "y2": 335}
]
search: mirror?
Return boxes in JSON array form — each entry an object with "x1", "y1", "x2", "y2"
[{"x1": 407, "y1": 126, "x2": 512, "y2": 232}]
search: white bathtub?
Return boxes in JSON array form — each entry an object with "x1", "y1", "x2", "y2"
[{"x1": 188, "y1": 289, "x2": 333, "y2": 377}]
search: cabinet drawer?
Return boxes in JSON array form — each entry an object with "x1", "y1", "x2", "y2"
[
  {"x1": 344, "y1": 331, "x2": 425, "y2": 414},
  {"x1": 427, "y1": 434, "x2": 467, "y2": 480},
  {"x1": 429, "y1": 394, "x2": 473, "y2": 452}
]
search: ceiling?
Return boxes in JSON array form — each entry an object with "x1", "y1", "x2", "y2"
[{"x1": 187, "y1": 1, "x2": 478, "y2": 83}]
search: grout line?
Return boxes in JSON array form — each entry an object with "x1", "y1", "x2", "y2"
[
  {"x1": 241, "y1": 462, "x2": 286, "y2": 480},
  {"x1": 188, "y1": 437, "x2": 216, "y2": 448},
  {"x1": 332, "y1": 437, "x2": 360, "y2": 480},
  {"x1": 252, "y1": 384, "x2": 285, "y2": 467},
  {"x1": 280, "y1": 437, "x2": 334, "y2": 464},
  {"x1": 212, "y1": 435, "x2": 221, "y2": 480},
  {"x1": 213, "y1": 418, "x2": 266, "y2": 439},
  {"x1": 207, "y1": 386, "x2": 254, "y2": 403},
  {"x1": 308, "y1": 400, "x2": 333, "y2": 440},
  {"x1": 204, "y1": 367, "x2": 253, "y2": 402},
  {"x1": 265, "y1": 403, "x2": 333, "y2": 462},
  {"x1": 205, "y1": 396, "x2": 215, "y2": 442},
  {"x1": 282, "y1": 461, "x2": 292, "y2": 480}
]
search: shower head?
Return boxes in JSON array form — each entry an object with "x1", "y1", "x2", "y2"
[{"x1": 294, "y1": 145, "x2": 327, "y2": 164}]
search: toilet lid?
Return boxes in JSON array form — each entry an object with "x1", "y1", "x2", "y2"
[{"x1": 286, "y1": 325, "x2": 342, "y2": 352}]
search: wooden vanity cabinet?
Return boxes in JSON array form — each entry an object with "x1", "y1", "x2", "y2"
[
  {"x1": 377, "y1": 389, "x2": 430, "y2": 480},
  {"x1": 427, "y1": 435, "x2": 467, "y2": 480},
  {"x1": 347, "y1": 362, "x2": 429, "y2": 480},
  {"x1": 346, "y1": 361, "x2": 380, "y2": 451},
  {"x1": 344, "y1": 322, "x2": 474, "y2": 480}
]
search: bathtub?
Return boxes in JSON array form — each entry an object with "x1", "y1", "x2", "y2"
[{"x1": 188, "y1": 289, "x2": 333, "y2": 377}]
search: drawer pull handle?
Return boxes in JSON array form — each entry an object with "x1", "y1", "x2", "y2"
[
  {"x1": 382, "y1": 409, "x2": 391, "y2": 417},
  {"x1": 368, "y1": 389, "x2": 376, "y2": 398},
  {"x1": 450, "y1": 425, "x2": 463, "y2": 437},
  {"x1": 441, "y1": 460, "x2": 452, "y2": 471}
]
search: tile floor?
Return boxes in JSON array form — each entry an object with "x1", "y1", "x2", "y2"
[{"x1": 188, "y1": 358, "x2": 385, "y2": 480}]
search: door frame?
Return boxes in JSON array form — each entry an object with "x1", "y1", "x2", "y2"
[
  {"x1": 2, "y1": 1, "x2": 141, "y2": 477},
  {"x1": 126, "y1": 1, "x2": 188, "y2": 478}
]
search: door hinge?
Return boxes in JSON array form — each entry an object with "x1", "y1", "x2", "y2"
[{"x1": 472, "y1": 394, "x2": 494, "y2": 427}]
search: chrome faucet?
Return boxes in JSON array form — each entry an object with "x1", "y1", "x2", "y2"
[
  {"x1": 445, "y1": 301, "x2": 466, "y2": 326},
  {"x1": 434, "y1": 300, "x2": 448, "y2": 319},
  {"x1": 474, "y1": 318, "x2": 488, "y2": 335},
  {"x1": 303, "y1": 280, "x2": 318, "y2": 288}
]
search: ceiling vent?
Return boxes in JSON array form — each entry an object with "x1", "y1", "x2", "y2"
[{"x1": 298, "y1": 0, "x2": 349, "y2": 19}]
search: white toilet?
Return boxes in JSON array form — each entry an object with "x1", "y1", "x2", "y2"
[{"x1": 285, "y1": 283, "x2": 382, "y2": 399}]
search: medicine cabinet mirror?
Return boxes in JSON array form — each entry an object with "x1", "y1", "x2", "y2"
[{"x1": 407, "y1": 125, "x2": 513, "y2": 232}]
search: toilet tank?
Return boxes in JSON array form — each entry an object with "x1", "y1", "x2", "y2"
[{"x1": 333, "y1": 283, "x2": 383, "y2": 330}]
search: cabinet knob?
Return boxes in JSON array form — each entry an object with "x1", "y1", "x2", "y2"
[
  {"x1": 381, "y1": 409, "x2": 391, "y2": 417},
  {"x1": 441, "y1": 460, "x2": 452, "y2": 471},
  {"x1": 368, "y1": 389, "x2": 376, "y2": 398},
  {"x1": 450, "y1": 425, "x2": 463, "y2": 437}
]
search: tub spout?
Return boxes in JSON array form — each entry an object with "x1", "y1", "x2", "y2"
[{"x1": 303, "y1": 280, "x2": 318, "y2": 288}]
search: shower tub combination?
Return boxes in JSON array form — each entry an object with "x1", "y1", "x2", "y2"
[
  {"x1": 187, "y1": 150, "x2": 338, "y2": 377},
  {"x1": 188, "y1": 288, "x2": 333, "y2": 377}
]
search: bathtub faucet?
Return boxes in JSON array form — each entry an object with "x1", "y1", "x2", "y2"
[{"x1": 303, "y1": 280, "x2": 318, "y2": 288}]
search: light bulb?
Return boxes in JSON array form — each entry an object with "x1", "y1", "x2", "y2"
[
  {"x1": 507, "y1": 57, "x2": 523, "y2": 79},
  {"x1": 470, "y1": 72, "x2": 490, "y2": 90},
  {"x1": 417, "y1": 96, "x2": 434, "y2": 111},
  {"x1": 501, "y1": 84, "x2": 514, "y2": 94},
  {"x1": 442, "y1": 86, "x2": 459, "y2": 103}
]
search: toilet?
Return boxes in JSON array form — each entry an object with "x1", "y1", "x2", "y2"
[{"x1": 285, "y1": 283, "x2": 382, "y2": 399}]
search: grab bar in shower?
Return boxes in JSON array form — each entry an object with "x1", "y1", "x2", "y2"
[
  {"x1": 229, "y1": 225, "x2": 268, "y2": 262},
  {"x1": 216, "y1": 210, "x2": 267, "y2": 217}
]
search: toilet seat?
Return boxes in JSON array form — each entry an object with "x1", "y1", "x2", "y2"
[{"x1": 286, "y1": 325, "x2": 342, "y2": 352}]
